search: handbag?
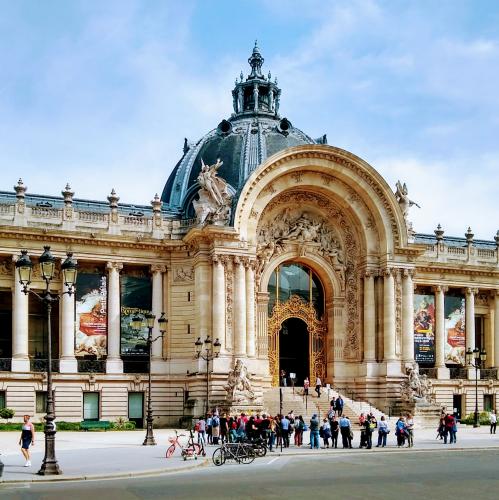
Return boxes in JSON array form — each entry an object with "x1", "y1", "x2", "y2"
[{"x1": 303, "y1": 424, "x2": 309, "y2": 432}]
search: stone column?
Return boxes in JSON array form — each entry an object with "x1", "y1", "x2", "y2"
[
  {"x1": 245, "y1": 259, "x2": 256, "y2": 358},
  {"x1": 106, "y1": 262, "x2": 123, "y2": 374},
  {"x1": 256, "y1": 292, "x2": 269, "y2": 358},
  {"x1": 233, "y1": 257, "x2": 247, "y2": 356},
  {"x1": 402, "y1": 269, "x2": 415, "y2": 363},
  {"x1": 151, "y1": 265, "x2": 166, "y2": 372},
  {"x1": 494, "y1": 291, "x2": 499, "y2": 371},
  {"x1": 465, "y1": 288, "x2": 477, "y2": 351},
  {"x1": 363, "y1": 270, "x2": 376, "y2": 363},
  {"x1": 212, "y1": 256, "x2": 226, "y2": 351},
  {"x1": 434, "y1": 285, "x2": 450, "y2": 379},
  {"x1": 59, "y1": 281, "x2": 77, "y2": 373},
  {"x1": 11, "y1": 256, "x2": 30, "y2": 372},
  {"x1": 465, "y1": 288, "x2": 478, "y2": 380},
  {"x1": 194, "y1": 258, "x2": 212, "y2": 341},
  {"x1": 383, "y1": 268, "x2": 398, "y2": 374}
]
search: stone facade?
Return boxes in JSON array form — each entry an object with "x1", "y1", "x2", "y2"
[{"x1": 0, "y1": 46, "x2": 498, "y2": 425}]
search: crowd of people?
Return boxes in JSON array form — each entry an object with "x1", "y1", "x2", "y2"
[{"x1": 193, "y1": 402, "x2": 423, "y2": 452}]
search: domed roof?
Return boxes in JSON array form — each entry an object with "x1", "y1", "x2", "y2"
[{"x1": 161, "y1": 43, "x2": 326, "y2": 215}]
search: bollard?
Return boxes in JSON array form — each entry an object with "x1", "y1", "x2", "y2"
[{"x1": 0, "y1": 457, "x2": 4, "y2": 478}]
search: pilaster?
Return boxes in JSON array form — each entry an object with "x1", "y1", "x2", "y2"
[
  {"x1": 433, "y1": 285, "x2": 449, "y2": 379},
  {"x1": 106, "y1": 261, "x2": 123, "y2": 374}
]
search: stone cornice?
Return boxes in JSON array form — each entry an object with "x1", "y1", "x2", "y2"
[{"x1": 415, "y1": 264, "x2": 499, "y2": 278}]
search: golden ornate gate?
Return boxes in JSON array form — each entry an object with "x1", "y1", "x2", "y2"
[{"x1": 268, "y1": 295, "x2": 327, "y2": 387}]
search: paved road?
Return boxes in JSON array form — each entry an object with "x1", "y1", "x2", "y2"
[{"x1": 2, "y1": 448, "x2": 499, "y2": 500}]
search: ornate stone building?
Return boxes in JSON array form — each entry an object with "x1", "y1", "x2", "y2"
[{"x1": 0, "y1": 44, "x2": 498, "y2": 424}]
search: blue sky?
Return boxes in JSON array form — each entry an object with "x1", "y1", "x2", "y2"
[{"x1": 1, "y1": 0, "x2": 498, "y2": 238}]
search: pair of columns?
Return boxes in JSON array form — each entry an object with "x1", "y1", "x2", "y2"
[
  {"x1": 105, "y1": 263, "x2": 166, "y2": 374},
  {"x1": 363, "y1": 268, "x2": 415, "y2": 369},
  {"x1": 11, "y1": 259, "x2": 166, "y2": 374},
  {"x1": 210, "y1": 255, "x2": 256, "y2": 358}
]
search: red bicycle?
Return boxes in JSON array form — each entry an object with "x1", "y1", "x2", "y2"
[{"x1": 166, "y1": 430, "x2": 204, "y2": 458}]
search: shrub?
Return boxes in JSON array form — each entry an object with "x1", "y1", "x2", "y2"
[
  {"x1": 55, "y1": 421, "x2": 81, "y2": 431},
  {"x1": 461, "y1": 411, "x2": 490, "y2": 425},
  {"x1": 111, "y1": 417, "x2": 136, "y2": 430},
  {"x1": 0, "y1": 408, "x2": 15, "y2": 420}
]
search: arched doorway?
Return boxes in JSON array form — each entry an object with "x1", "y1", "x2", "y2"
[
  {"x1": 268, "y1": 263, "x2": 327, "y2": 387},
  {"x1": 279, "y1": 317, "x2": 309, "y2": 387}
]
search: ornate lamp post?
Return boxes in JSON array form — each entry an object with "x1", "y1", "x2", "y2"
[
  {"x1": 466, "y1": 347, "x2": 487, "y2": 428},
  {"x1": 194, "y1": 336, "x2": 221, "y2": 415},
  {"x1": 131, "y1": 312, "x2": 167, "y2": 445},
  {"x1": 15, "y1": 246, "x2": 78, "y2": 475}
]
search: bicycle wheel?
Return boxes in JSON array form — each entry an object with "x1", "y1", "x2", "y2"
[
  {"x1": 212, "y1": 447, "x2": 226, "y2": 466},
  {"x1": 239, "y1": 446, "x2": 255, "y2": 464},
  {"x1": 166, "y1": 444, "x2": 176, "y2": 458},
  {"x1": 255, "y1": 442, "x2": 267, "y2": 457}
]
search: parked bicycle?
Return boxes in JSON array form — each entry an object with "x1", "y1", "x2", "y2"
[
  {"x1": 212, "y1": 442, "x2": 255, "y2": 466},
  {"x1": 166, "y1": 429, "x2": 205, "y2": 459},
  {"x1": 236, "y1": 435, "x2": 267, "y2": 457}
]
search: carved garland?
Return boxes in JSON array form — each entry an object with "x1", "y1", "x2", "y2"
[
  {"x1": 258, "y1": 190, "x2": 361, "y2": 360},
  {"x1": 268, "y1": 295, "x2": 327, "y2": 387}
]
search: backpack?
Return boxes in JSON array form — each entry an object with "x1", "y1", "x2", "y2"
[
  {"x1": 212, "y1": 416, "x2": 220, "y2": 428},
  {"x1": 194, "y1": 422, "x2": 200, "y2": 432}
]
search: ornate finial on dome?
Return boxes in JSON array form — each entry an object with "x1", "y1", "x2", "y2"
[
  {"x1": 240, "y1": 71, "x2": 243, "y2": 82},
  {"x1": 61, "y1": 183, "x2": 74, "y2": 205},
  {"x1": 107, "y1": 188, "x2": 120, "y2": 208},
  {"x1": 14, "y1": 178, "x2": 27, "y2": 199},
  {"x1": 248, "y1": 40, "x2": 264, "y2": 79}
]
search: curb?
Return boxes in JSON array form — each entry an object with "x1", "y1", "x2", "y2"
[
  {"x1": 0, "y1": 457, "x2": 209, "y2": 485},
  {"x1": 270, "y1": 444, "x2": 499, "y2": 458}
]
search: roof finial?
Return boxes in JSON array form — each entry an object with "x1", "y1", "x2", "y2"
[{"x1": 248, "y1": 40, "x2": 264, "y2": 79}]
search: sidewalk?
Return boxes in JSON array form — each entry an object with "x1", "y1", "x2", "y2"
[
  {"x1": 0, "y1": 429, "x2": 207, "y2": 483},
  {"x1": 1, "y1": 426, "x2": 498, "y2": 483}
]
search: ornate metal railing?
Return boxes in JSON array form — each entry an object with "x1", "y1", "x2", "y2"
[
  {"x1": 30, "y1": 359, "x2": 60, "y2": 372},
  {"x1": 123, "y1": 359, "x2": 150, "y2": 374},
  {"x1": 449, "y1": 367, "x2": 468, "y2": 379},
  {"x1": 77, "y1": 359, "x2": 106, "y2": 373},
  {"x1": 0, "y1": 358, "x2": 12, "y2": 371},
  {"x1": 419, "y1": 367, "x2": 438, "y2": 379},
  {"x1": 480, "y1": 368, "x2": 497, "y2": 380}
]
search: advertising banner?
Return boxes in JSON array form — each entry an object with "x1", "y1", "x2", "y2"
[
  {"x1": 75, "y1": 273, "x2": 107, "y2": 357},
  {"x1": 120, "y1": 275, "x2": 152, "y2": 355},
  {"x1": 444, "y1": 296, "x2": 466, "y2": 365},
  {"x1": 413, "y1": 294, "x2": 435, "y2": 364}
]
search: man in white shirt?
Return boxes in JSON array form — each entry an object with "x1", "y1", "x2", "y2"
[
  {"x1": 315, "y1": 377, "x2": 322, "y2": 398},
  {"x1": 490, "y1": 410, "x2": 497, "y2": 434}
]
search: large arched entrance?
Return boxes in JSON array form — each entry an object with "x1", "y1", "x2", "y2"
[
  {"x1": 268, "y1": 263, "x2": 327, "y2": 387},
  {"x1": 279, "y1": 317, "x2": 309, "y2": 386}
]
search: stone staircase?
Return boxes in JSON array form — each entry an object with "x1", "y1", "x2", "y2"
[{"x1": 263, "y1": 386, "x2": 392, "y2": 429}]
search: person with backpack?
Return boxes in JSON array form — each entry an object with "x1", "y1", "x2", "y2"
[
  {"x1": 321, "y1": 418, "x2": 332, "y2": 448},
  {"x1": 196, "y1": 416, "x2": 206, "y2": 446},
  {"x1": 211, "y1": 413, "x2": 220, "y2": 445},
  {"x1": 206, "y1": 413, "x2": 213, "y2": 444},
  {"x1": 294, "y1": 415, "x2": 304, "y2": 446},
  {"x1": 395, "y1": 415, "x2": 407, "y2": 447}
]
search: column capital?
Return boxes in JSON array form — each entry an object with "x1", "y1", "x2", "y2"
[
  {"x1": 465, "y1": 287, "x2": 479, "y2": 296},
  {"x1": 492, "y1": 289, "x2": 499, "y2": 298},
  {"x1": 244, "y1": 258, "x2": 257, "y2": 271},
  {"x1": 432, "y1": 285, "x2": 449, "y2": 294},
  {"x1": 382, "y1": 267, "x2": 394, "y2": 277},
  {"x1": 233, "y1": 255, "x2": 244, "y2": 266},
  {"x1": 106, "y1": 261, "x2": 123, "y2": 272},
  {"x1": 150, "y1": 264, "x2": 167, "y2": 274},
  {"x1": 402, "y1": 268, "x2": 415, "y2": 279},
  {"x1": 364, "y1": 269, "x2": 376, "y2": 278}
]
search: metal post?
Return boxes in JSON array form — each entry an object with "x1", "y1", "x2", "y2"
[
  {"x1": 206, "y1": 353, "x2": 210, "y2": 416},
  {"x1": 38, "y1": 297, "x2": 61, "y2": 475},
  {"x1": 143, "y1": 327, "x2": 156, "y2": 445},
  {"x1": 279, "y1": 388, "x2": 283, "y2": 416},
  {"x1": 474, "y1": 363, "x2": 479, "y2": 428}
]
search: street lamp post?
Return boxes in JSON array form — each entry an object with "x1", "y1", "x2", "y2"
[
  {"x1": 466, "y1": 347, "x2": 487, "y2": 428},
  {"x1": 131, "y1": 312, "x2": 168, "y2": 446},
  {"x1": 15, "y1": 246, "x2": 78, "y2": 475},
  {"x1": 194, "y1": 336, "x2": 221, "y2": 415}
]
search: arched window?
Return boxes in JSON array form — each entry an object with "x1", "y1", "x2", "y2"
[{"x1": 268, "y1": 263, "x2": 324, "y2": 317}]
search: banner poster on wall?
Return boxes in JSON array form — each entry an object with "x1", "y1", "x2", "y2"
[
  {"x1": 413, "y1": 294, "x2": 435, "y2": 364},
  {"x1": 75, "y1": 272, "x2": 107, "y2": 357},
  {"x1": 444, "y1": 295, "x2": 466, "y2": 365},
  {"x1": 120, "y1": 275, "x2": 152, "y2": 355}
]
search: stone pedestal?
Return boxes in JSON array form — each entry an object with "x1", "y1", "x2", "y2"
[{"x1": 392, "y1": 400, "x2": 442, "y2": 428}]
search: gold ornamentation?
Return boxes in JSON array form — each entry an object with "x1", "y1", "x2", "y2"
[{"x1": 268, "y1": 295, "x2": 327, "y2": 387}]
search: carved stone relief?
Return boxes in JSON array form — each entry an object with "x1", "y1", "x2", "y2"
[{"x1": 173, "y1": 266, "x2": 194, "y2": 282}]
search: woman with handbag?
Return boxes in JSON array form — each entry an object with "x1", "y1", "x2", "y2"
[{"x1": 376, "y1": 415, "x2": 390, "y2": 447}]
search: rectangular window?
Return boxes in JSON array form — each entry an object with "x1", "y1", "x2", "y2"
[
  {"x1": 187, "y1": 291, "x2": 191, "y2": 302},
  {"x1": 187, "y1": 324, "x2": 191, "y2": 335},
  {"x1": 484, "y1": 394, "x2": 494, "y2": 412},
  {"x1": 36, "y1": 391, "x2": 47, "y2": 414},
  {"x1": 0, "y1": 391, "x2": 5, "y2": 410},
  {"x1": 128, "y1": 392, "x2": 144, "y2": 419},
  {"x1": 83, "y1": 392, "x2": 100, "y2": 421}
]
